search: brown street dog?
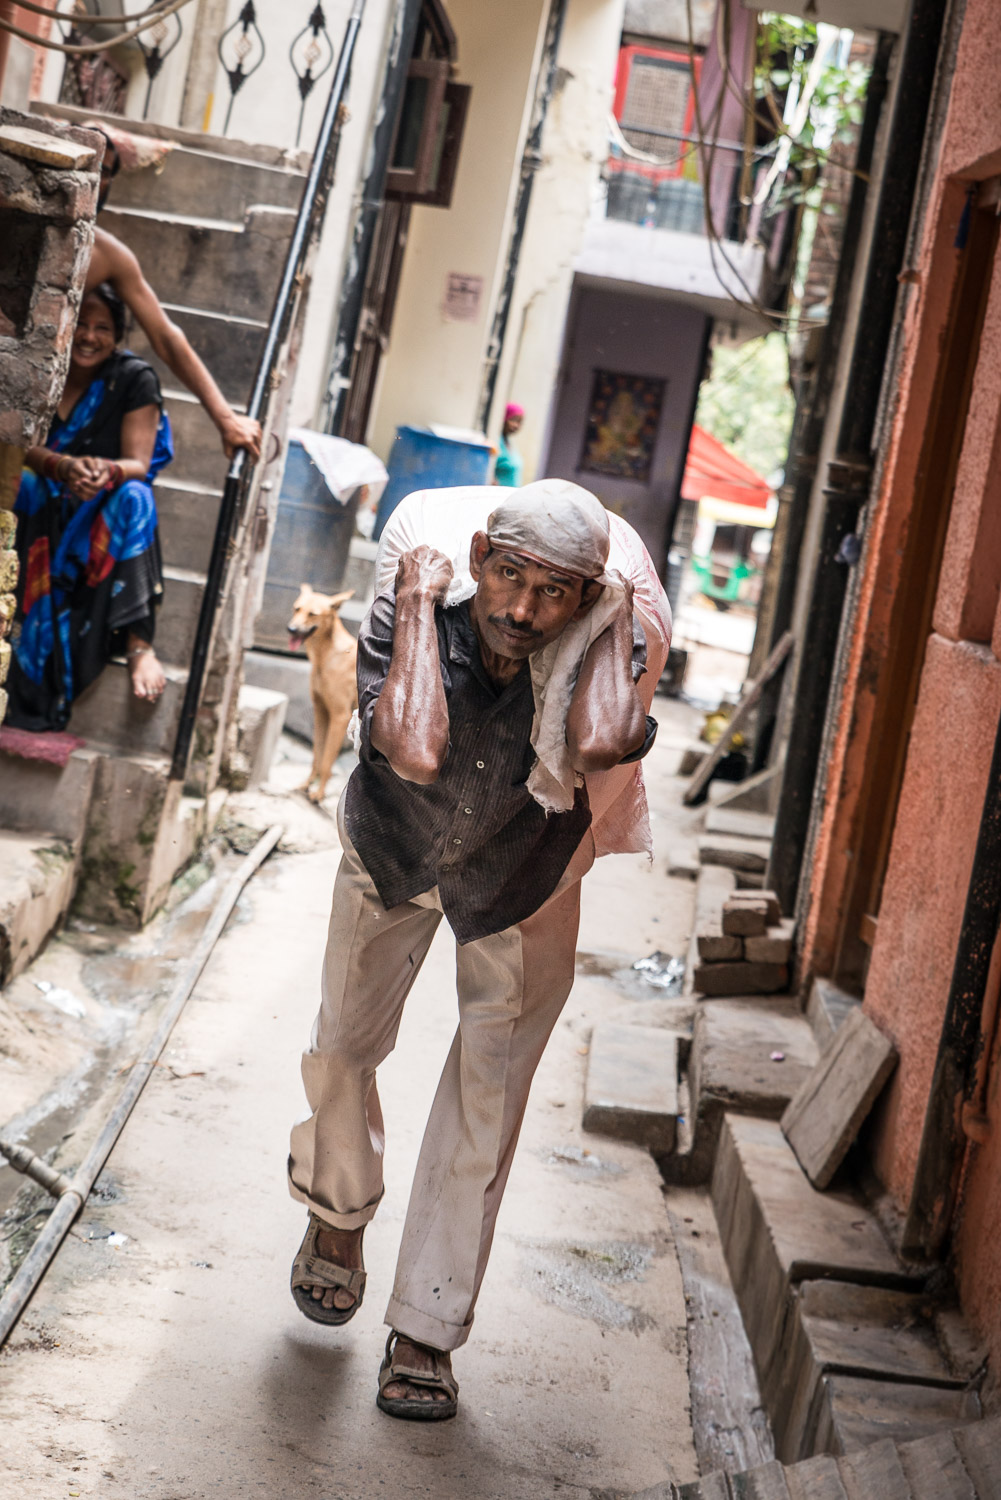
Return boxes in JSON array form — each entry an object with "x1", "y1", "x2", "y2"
[{"x1": 287, "y1": 584, "x2": 359, "y2": 803}]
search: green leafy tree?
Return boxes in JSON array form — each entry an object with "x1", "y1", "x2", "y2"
[{"x1": 695, "y1": 334, "x2": 793, "y2": 482}]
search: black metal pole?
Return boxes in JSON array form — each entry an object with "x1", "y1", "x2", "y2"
[
  {"x1": 903, "y1": 706, "x2": 1001, "y2": 1259},
  {"x1": 325, "y1": 0, "x2": 423, "y2": 435},
  {"x1": 766, "y1": 0, "x2": 949, "y2": 914},
  {"x1": 169, "y1": 0, "x2": 366, "y2": 785},
  {"x1": 476, "y1": 0, "x2": 568, "y2": 433}
]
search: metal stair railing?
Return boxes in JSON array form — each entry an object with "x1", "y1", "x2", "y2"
[{"x1": 169, "y1": 0, "x2": 366, "y2": 784}]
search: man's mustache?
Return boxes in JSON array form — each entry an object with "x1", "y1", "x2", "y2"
[{"x1": 490, "y1": 614, "x2": 542, "y2": 640}]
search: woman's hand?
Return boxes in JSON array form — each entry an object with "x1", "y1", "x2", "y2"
[{"x1": 61, "y1": 455, "x2": 114, "y2": 500}]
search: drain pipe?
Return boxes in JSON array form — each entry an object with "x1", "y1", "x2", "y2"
[
  {"x1": 169, "y1": 0, "x2": 366, "y2": 786},
  {"x1": 0, "y1": 824, "x2": 282, "y2": 1347},
  {"x1": 766, "y1": 0, "x2": 950, "y2": 914},
  {"x1": 476, "y1": 0, "x2": 569, "y2": 433}
]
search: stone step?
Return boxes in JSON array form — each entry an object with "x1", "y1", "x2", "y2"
[
  {"x1": 771, "y1": 1279, "x2": 974, "y2": 1463},
  {"x1": 230, "y1": 683, "x2": 288, "y2": 790},
  {"x1": 0, "y1": 830, "x2": 78, "y2": 986},
  {"x1": 0, "y1": 742, "x2": 100, "y2": 846},
  {"x1": 133, "y1": 306, "x2": 265, "y2": 412},
  {"x1": 582, "y1": 1022, "x2": 679, "y2": 1152},
  {"x1": 156, "y1": 475, "x2": 223, "y2": 575},
  {"x1": 711, "y1": 1114, "x2": 923, "y2": 1430},
  {"x1": 98, "y1": 204, "x2": 295, "y2": 322},
  {"x1": 74, "y1": 752, "x2": 224, "y2": 927},
  {"x1": 813, "y1": 1377, "x2": 981, "y2": 1464},
  {"x1": 705, "y1": 807, "x2": 777, "y2": 842},
  {"x1": 156, "y1": 566, "x2": 207, "y2": 669},
  {"x1": 243, "y1": 648, "x2": 314, "y2": 741},
  {"x1": 668, "y1": 1416, "x2": 1001, "y2": 1500},
  {"x1": 658, "y1": 1000, "x2": 818, "y2": 1186},
  {"x1": 806, "y1": 977, "x2": 862, "y2": 1050},
  {"x1": 66, "y1": 660, "x2": 187, "y2": 758},
  {"x1": 102, "y1": 142, "x2": 306, "y2": 222}
]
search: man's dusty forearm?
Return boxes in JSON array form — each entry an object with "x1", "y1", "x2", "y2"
[{"x1": 370, "y1": 592, "x2": 450, "y2": 781}]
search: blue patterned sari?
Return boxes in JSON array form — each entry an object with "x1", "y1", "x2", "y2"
[{"x1": 8, "y1": 352, "x2": 173, "y2": 732}]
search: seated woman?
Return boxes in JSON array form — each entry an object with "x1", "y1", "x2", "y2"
[{"x1": 7, "y1": 282, "x2": 173, "y2": 732}]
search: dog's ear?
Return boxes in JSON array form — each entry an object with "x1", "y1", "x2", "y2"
[{"x1": 327, "y1": 589, "x2": 355, "y2": 611}]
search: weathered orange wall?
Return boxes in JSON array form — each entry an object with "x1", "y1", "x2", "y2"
[{"x1": 798, "y1": 0, "x2": 1001, "y2": 1369}]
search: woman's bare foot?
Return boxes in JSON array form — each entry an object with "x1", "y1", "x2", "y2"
[
  {"x1": 127, "y1": 637, "x2": 165, "y2": 703},
  {"x1": 308, "y1": 1224, "x2": 365, "y2": 1313},
  {"x1": 381, "y1": 1336, "x2": 453, "y2": 1406}
]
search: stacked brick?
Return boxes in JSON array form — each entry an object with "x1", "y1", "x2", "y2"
[
  {"x1": 694, "y1": 889, "x2": 793, "y2": 997},
  {"x1": 0, "y1": 108, "x2": 102, "y2": 722}
]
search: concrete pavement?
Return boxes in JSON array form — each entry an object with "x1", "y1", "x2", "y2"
[{"x1": 0, "y1": 714, "x2": 701, "y2": 1498}]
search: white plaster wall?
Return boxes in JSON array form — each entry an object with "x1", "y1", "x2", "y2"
[
  {"x1": 365, "y1": 0, "x2": 549, "y2": 459},
  {"x1": 489, "y1": 0, "x2": 627, "y2": 484}
]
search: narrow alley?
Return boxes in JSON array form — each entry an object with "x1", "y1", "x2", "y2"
[
  {"x1": 3, "y1": 0, "x2": 1001, "y2": 1492},
  {"x1": 0, "y1": 717, "x2": 705, "y2": 1498}
]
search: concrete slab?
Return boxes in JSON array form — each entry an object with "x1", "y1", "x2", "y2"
[
  {"x1": 697, "y1": 924, "x2": 743, "y2": 961},
  {"x1": 711, "y1": 1115, "x2": 920, "y2": 1421},
  {"x1": 782, "y1": 1007, "x2": 897, "y2": 1189},
  {"x1": 699, "y1": 834, "x2": 772, "y2": 874},
  {"x1": 745, "y1": 921, "x2": 794, "y2": 965},
  {"x1": 0, "y1": 830, "x2": 76, "y2": 985},
  {"x1": 806, "y1": 978, "x2": 861, "y2": 1050},
  {"x1": 812, "y1": 1376, "x2": 980, "y2": 1460},
  {"x1": 659, "y1": 1001, "x2": 817, "y2": 1186},
  {"x1": 583, "y1": 1022, "x2": 679, "y2": 1152}
]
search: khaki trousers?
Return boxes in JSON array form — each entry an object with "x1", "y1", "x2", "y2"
[{"x1": 288, "y1": 797, "x2": 589, "y2": 1351}]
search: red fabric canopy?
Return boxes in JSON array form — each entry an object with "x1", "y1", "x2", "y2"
[{"x1": 681, "y1": 423, "x2": 771, "y2": 509}]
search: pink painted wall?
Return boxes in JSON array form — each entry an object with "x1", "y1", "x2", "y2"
[
  {"x1": 863, "y1": 637, "x2": 1001, "y2": 1197},
  {"x1": 800, "y1": 0, "x2": 1001, "y2": 1372}
]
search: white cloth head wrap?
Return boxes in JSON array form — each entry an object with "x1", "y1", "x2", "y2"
[{"x1": 374, "y1": 478, "x2": 627, "y2": 814}]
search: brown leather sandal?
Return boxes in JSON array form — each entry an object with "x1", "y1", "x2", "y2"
[
  {"x1": 290, "y1": 1212, "x2": 366, "y2": 1326},
  {"x1": 376, "y1": 1330, "x2": 459, "y2": 1421}
]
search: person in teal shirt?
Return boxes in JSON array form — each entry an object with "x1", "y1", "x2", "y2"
[{"x1": 494, "y1": 402, "x2": 524, "y2": 486}]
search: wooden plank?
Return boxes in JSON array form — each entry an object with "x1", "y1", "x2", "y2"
[
  {"x1": 896, "y1": 1430, "x2": 977, "y2": 1500},
  {"x1": 836, "y1": 1439, "x2": 912, "y2": 1500},
  {"x1": 781, "y1": 1007, "x2": 897, "y2": 1189},
  {"x1": 666, "y1": 1187, "x2": 774, "y2": 1477},
  {"x1": 952, "y1": 1417, "x2": 1001, "y2": 1497},
  {"x1": 683, "y1": 633, "x2": 793, "y2": 806}
]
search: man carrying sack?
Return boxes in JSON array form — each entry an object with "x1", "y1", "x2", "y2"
[{"x1": 287, "y1": 478, "x2": 670, "y2": 1420}]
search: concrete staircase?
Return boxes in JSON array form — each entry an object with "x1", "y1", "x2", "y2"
[
  {"x1": 668, "y1": 1415, "x2": 1000, "y2": 1498},
  {"x1": 0, "y1": 109, "x2": 307, "y2": 968}
]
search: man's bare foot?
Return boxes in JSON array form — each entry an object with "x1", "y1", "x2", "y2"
[
  {"x1": 307, "y1": 1223, "x2": 364, "y2": 1313},
  {"x1": 127, "y1": 638, "x2": 165, "y2": 702},
  {"x1": 381, "y1": 1335, "x2": 453, "y2": 1406}
]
